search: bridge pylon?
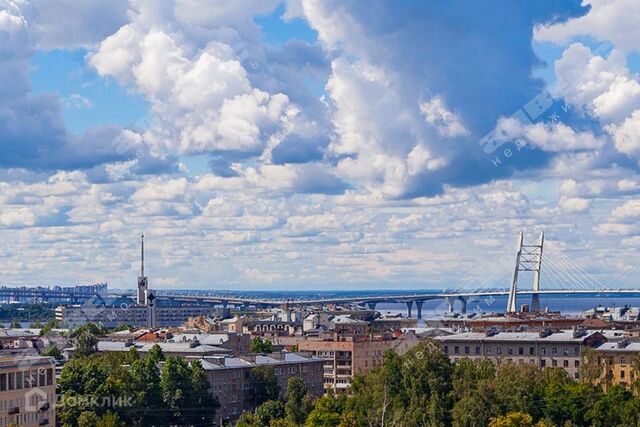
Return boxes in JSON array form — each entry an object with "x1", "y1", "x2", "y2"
[{"x1": 506, "y1": 231, "x2": 544, "y2": 314}]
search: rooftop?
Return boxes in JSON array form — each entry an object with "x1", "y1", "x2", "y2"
[
  {"x1": 193, "y1": 353, "x2": 323, "y2": 370},
  {"x1": 435, "y1": 329, "x2": 602, "y2": 343}
]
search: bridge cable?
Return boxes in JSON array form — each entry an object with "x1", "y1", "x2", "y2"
[
  {"x1": 546, "y1": 245, "x2": 606, "y2": 290},
  {"x1": 544, "y1": 253, "x2": 593, "y2": 290}
]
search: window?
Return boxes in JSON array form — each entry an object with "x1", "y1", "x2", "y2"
[
  {"x1": 563, "y1": 348, "x2": 569, "y2": 356},
  {"x1": 486, "y1": 347, "x2": 492, "y2": 355},
  {"x1": 454, "y1": 346, "x2": 459, "y2": 354},
  {"x1": 444, "y1": 346, "x2": 449, "y2": 354},
  {"x1": 529, "y1": 347, "x2": 535, "y2": 356},
  {"x1": 518, "y1": 347, "x2": 524, "y2": 356},
  {"x1": 621, "y1": 357, "x2": 626, "y2": 365},
  {"x1": 552, "y1": 347, "x2": 557, "y2": 356},
  {"x1": 475, "y1": 346, "x2": 481, "y2": 355},
  {"x1": 7, "y1": 373, "x2": 14, "y2": 391},
  {"x1": 0, "y1": 374, "x2": 5, "y2": 392},
  {"x1": 464, "y1": 346, "x2": 470, "y2": 355},
  {"x1": 563, "y1": 360, "x2": 569, "y2": 368},
  {"x1": 496, "y1": 347, "x2": 502, "y2": 355},
  {"x1": 507, "y1": 348, "x2": 513, "y2": 355},
  {"x1": 541, "y1": 347, "x2": 546, "y2": 356},
  {"x1": 621, "y1": 370, "x2": 626, "y2": 379},
  {"x1": 541, "y1": 360, "x2": 546, "y2": 367},
  {"x1": 575, "y1": 360, "x2": 580, "y2": 368},
  {"x1": 16, "y1": 372, "x2": 23, "y2": 390},
  {"x1": 552, "y1": 359, "x2": 557, "y2": 367}
]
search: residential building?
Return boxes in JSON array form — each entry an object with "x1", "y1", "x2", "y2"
[
  {"x1": 593, "y1": 340, "x2": 640, "y2": 391},
  {"x1": 435, "y1": 329, "x2": 607, "y2": 380},
  {"x1": 0, "y1": 356, "x2": 56, "y2": 427},
  {"x1": 295, "y1": 332, "x2": 423, "y2": 390},
  {"x1": 194, "y1": 353, "x2": 324, "y2": 423}
]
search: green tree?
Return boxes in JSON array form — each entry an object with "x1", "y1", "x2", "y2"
[
  {"x1": 255, "y1": 400, "x2": 285, "y2": 427},
  {"x1": 74, "y1": 331, "x2": 98, "y2": 358},
  {"x1": 10, "y1": 319, "x2": 20, "y2": 328},
  {"x1": 452, "y1": 388, "x2": 499, "y2": 427},
  {"x1": 251, "y1": 336, "x2": 275, "y2": 353},
  {"x1": 489, "y1": 412, "x2": 536, "y2": 427},
  {"x1": 251, "y1": 366, "x2": 280, "y2": 405},
  {"x1": 285, "y1": 377, "x2": 312, "y2": 425},
  {"x1": 585, "y1": 385, "x2": 633, "y2": 427},
  {"x1": 346, "y1": 341, "x2": 453, "y2": 426},
  {"x1": 39, "y1": 318, "x2": 60, "y2": 336},
  {"x1": 491, "y1": 363, "x2": 543, "y2": 419},
  {"x1": 147, "y1": 343, "x2": 165, "y2": 362},
  {"x1": 130, "y1": 355, "x2": 165, "y2": 425},
  {"x1": 579, "y1": 348, "x2": 602, "y2": 385},
  {"x1": 304, "y1": 394, "x2": 345, "y2": 427},
  {"x1": 78, "y1": 411, "x2": 123, "y2": 427},
  {"x1": 160, "y1": 356, "x2": 192, "y2": 422},
  {"x1": 488, "y1": 413, "x2": 555, "y2": 427}
]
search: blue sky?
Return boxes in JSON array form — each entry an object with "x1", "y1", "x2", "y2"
[{"x1": 1, "y1": 0, "x2": 640, "y2": 291}]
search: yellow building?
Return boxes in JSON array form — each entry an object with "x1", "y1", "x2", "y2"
[
  {"x1": 0, "y1": 356, "x2": 56, "y2": 427},
  {"x1": 594, "y1": 341, "x2": 640, "y2": 391}
]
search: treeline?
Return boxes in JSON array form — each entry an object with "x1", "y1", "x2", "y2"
[
  {"x1": 238, "y1": 342, "x2": 640, "y2": 427},
  {"x1": 57, "y1": 344, "x2": 218, "y2": 427},
  {"x1": 0, "y1": 303, "x2": 55, "y2": 322},
  {"x1": 60, "y1": 333, "x2": 640, "y2": 426}
]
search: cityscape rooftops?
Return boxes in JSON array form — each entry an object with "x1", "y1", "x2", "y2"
[
  {"x1": 67, "y1": 340, "x2": 233, "y2": 355},
  {"x1": 435, "y1": 329, "x2": 603, "y2": 343},
  {"x1": 191, "y1": 352, "x2": 323, "y2": 370},
  {"x1": 594, "y1": 341, "x2": 640, "y2": 353}
]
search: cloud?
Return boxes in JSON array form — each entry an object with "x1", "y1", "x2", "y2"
[
  {"x1": 89, "y1": 1, "x2": 300, "y2": 159},
  {"x1": 607, "y1": 110, "x2": 640, "y2": 157},
  {"x1": 611, "y1": 199, "x2": 640, "y2": 220},
  {"x1": 559, "y1": 197, "x2": 591, "y2": 213},
  {"x1": 62, "y1": 93, "x2": 93, "y2": 109},
  {"x1": 300, "y1": 0, "x2": 587, "y2": 198},
  {"x1": 535, "y1": 0, "x2": 640, "y2": 54},
  {"x1": 32, "y1": 0, "x2": 130, "y2": 49},
  {"x1": 593, "y1": 222, "x2": 635, "y2": 236},
  {"x1": 419, "y1": 96, "x2": 469, "y2": 138},
  {"x1": 553, "y1": 43, "x2": 640, "y2": 123},
  {"x1": 0, "y1": 1, "x2": 161, "y2": 172}
]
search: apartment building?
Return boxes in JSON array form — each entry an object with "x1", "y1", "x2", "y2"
[
  {"x1": 593, "y1": 340, "x2": 640, "y2": 391},
  {"x1": 435, "y1": 329, "x2": 606, "y2": 380},
  {"x1": 296, "y1": 333, "x2": 423, "y2": 390},
  {"x1": 0, "y1": 356, "x2": 56, "y2": 427},
  {"x1": 194, "y1": 353, "x2": 324, "y2": 423}
]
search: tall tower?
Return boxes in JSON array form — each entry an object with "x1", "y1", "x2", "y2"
[
  {"x1": 137, "y1": 233, "x2": 148, "y2": 306},
  {"x1": 506, "y1": 231, "x2": 544, "y2": 314}
]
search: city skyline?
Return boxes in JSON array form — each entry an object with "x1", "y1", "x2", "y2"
[{"x1": 1, "y1": 0, "x2": 640, "y2": 290}]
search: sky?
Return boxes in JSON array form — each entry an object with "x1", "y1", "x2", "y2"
[{"x1": 1, "y1": 0, "x2": 640, "y2": 291}]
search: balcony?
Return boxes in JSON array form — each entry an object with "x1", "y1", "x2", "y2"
[
  {"x1": 8, "y1": 407, "x2": 19, "y2": 415},
  {"x1": 39, "y1": 418, "x2": 49, "y2": 426},
  {"x1": 39, "y1": 402, "x2": 50, "y2": 411}
]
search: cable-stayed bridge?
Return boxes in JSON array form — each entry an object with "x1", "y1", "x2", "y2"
[
  {"x1": 2, "y1": 231, "x2": 638, "y2": 318},
  {"x1": 155, "y1": 231, "x2": 640, "y2": 318}
]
